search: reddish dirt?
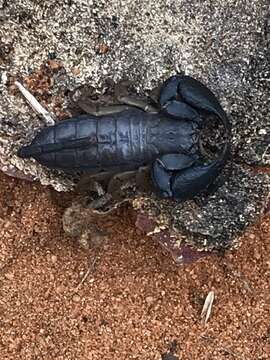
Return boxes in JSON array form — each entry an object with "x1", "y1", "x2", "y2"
[{"x1": 0, "y1": 172, "x2": 269, "y2": 360}]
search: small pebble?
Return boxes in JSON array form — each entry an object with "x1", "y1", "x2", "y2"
[
  {"x1": 73, "y1": 294, "x2": 81, "y2": 303},
  {"x1": 5, "y1": 272, "x2": 14, "y2": 280}
]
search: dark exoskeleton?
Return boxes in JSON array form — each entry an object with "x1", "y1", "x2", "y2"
[{"x1": 17, "y1": 75, "x2": 231, "y2": 201}]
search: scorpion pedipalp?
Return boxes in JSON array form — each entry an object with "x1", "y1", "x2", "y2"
[
  {"x1": 161, "y1": 100, "x2": 200, "y2": 123},
  {"x1": 158, "y1": 75, "x2": 230, "y2": 132},
  {"x1": 151, "y1": 75, "x2": 231, "y2": 200},
  {"x1": 152, "y1": 142, "x2": 230, "y2": 201},
  {"x1": 151, "y1": 153, "x2": 196, "y2": 198}
]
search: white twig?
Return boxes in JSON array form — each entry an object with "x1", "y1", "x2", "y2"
[
  {"x1": 201, "y1": 290, "x2": 215, "y2": 324},
  {"x1": 75, "y1": 256, "x2": 98, "y2": 291},
  {"x1": 15, "y1": 81, "x2": 56, "y2": 125}
]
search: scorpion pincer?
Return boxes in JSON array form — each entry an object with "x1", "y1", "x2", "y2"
[{"x1": 17, "y1": 75, "x2": 231, "y2": 201}]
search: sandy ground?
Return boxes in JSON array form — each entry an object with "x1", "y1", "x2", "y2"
[{"x1": 0, "y1": 171, "x2": 269, "y2": 360}]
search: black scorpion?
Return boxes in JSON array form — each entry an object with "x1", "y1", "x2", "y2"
[{"x1": 17, "y1": 75, "x2": 231, "y2": 201}]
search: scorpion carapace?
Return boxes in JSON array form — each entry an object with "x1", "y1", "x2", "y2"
[{"x1": 18, "y1": 75, "x2": 231, "y2": 201}]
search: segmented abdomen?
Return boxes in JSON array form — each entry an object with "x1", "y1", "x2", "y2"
[{"x1": 30, "y1": 109, "x2": 155, "y2": 171}]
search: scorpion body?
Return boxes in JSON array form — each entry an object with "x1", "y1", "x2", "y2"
[
  {"x1": 18, "y1": 108, "x2": 199, "y2": 173},
  {"x1": 18, "y1": 75, "x2": 231, "y2": 201}
]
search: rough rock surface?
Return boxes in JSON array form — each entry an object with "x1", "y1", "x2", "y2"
[{"x1": 0, "y1": 0, "x2": 269, "y2": 257}]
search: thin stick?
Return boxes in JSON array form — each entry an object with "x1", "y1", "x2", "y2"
[
  {"x1": 15, "y1": 81, "x2": 55, "y2": 125},
  {"x1": 75, "y1": 255, "x2": 98, "y2": 291},
  {"x1": 201, "y1": 290, "x2": 215, "y2": 324}
]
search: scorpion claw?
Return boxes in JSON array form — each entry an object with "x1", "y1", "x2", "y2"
[
  {"x1": 151, "y1": 159, "x2": 172, "y2": 198},
  {"x1": 159, "y1": 75, "x2": 181, "y2": 106},
  {"x1": 152, "y1": 143, "x2": 229, "y2": 201},
  {"x1": 162, "y1": 100, "x2": 201, "y2": 123},
  {"x1": 151, "y1": 153, "x2": 195, "y2": 198},
  {"x1": 171, "y1": 143, "x2": 229, "y2": 201},
  {"x1": 156, "y1": 153, "x2": 195, "y2": 171},
  {"x1": 158, "y1": 75, "x2": 230, "y2": 131},
  {"x1": 178, "y1": 75, "x2": 230, "y2": 130}
]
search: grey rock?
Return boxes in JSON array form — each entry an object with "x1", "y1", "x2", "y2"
[{"x1": 0, "y1": 0, "x2": 269, "y2": 257}]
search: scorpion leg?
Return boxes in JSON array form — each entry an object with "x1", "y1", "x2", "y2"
[
  {"x1": 107, "y1": 166, "x2": 153, "y2": 199},
  {"x1": 135, "y1": 166, "x2": 153, "y2": 192},
  {"x1": 71, "y1": 80, "x2": 158, "y2": 115},
  {"x1": 148, "y1": 83, "x2": 163, "y2": 104},
  {"x1": 76, "y1": 171, "x2": 118, "y2": 194},
  {"x1": 76, "y1": 103, "x2": 133, "y2": 116},
  {"x1": 115, "y1": 81, "x2": 159, "y2": 113},
  {"x1": 107, "y1": 170, "x2": 139, "y2": 200},
  {"x1": 70, "y1": 81, "x2": 137, "y2": 116},
  {"x1": 72, "y1": 101, "x2": 132, "y2": 116},
  {"x1": 116, "y1": 96, "x2": 158, "y2": 113}
]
